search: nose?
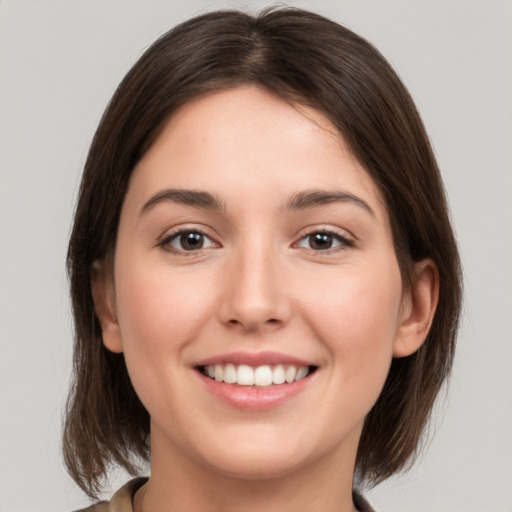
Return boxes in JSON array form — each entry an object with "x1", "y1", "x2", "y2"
[{"x1": 217, "y1": 240, "x2": 292, "y2": 333}]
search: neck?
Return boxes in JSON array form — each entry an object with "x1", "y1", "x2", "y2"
[{"x1": 138, "y1": 423, "x2": 361, "y2": 512}]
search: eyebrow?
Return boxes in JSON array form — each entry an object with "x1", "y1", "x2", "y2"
[
  {"x1": 284, "y1": 189, "x2": 375, "y2": 216},
  {"x1": 141, "y1": 188, "x2": 226, "y2": 214},
  {"x1": 140, "y1": 187, "x2": 374, "y2": 217}
]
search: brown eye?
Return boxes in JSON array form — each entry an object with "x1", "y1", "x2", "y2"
[
  {"x1": 179, "y1": 231, "x2": 204, "y2": 250},
  {"x1": 296, "y1": 231, "x2": 354, "y2": 251},
  {"x1": 308, "y1": 233, "x2": 334, "y2": 250},
  {"x1": 163, "y1": 230, "x2": 217, "y2": 252}
]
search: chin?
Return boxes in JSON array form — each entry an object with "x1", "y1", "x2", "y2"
[
  {"x1": 205, "y1": 452, "x2": 305, "y2": 481},
  {"x1": 194, "y1": 430, "x2": 329, "y2": 481}
]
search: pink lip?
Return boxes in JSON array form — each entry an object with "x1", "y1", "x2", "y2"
[
  {"x1": 196, "y1": 371, "x2": 314, "y2": 411},
  {"x1": 194, "y1": 351, "x2": 313, "y2": 367},
  {"x1": 193, "y1": 351, "x2": 317, "y2": 411}
]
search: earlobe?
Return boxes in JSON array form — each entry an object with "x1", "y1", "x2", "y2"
[
  {"x1": 393, "y1": 259, "x2": 439, "y2": 358},
  {"x1": 91, "y1": 261, "x2": 124, "y2": 353}
]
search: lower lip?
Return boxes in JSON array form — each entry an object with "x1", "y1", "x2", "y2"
[{"x1": 196, "y1": 371, "x2": 313, "y2": 411}]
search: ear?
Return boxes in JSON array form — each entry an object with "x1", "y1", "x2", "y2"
[
  {"x1": 91, "y1": 261, "x2": 124, "y2": 353},
  {"x1": 393, "y1": 259, "x2": 439, "y2": 358}
]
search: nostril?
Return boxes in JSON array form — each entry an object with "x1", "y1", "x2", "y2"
[{"x1": 226, "y1": 317, "x2": 280, "y2": 328}]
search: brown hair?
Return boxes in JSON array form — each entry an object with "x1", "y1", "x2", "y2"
[{"x1": 64, "y1": 6, "x2": 462, "y2": 497}]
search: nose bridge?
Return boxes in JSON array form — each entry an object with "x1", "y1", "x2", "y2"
[{"x1": 219, "y1": 233, "x2": 289, "y2": 331}]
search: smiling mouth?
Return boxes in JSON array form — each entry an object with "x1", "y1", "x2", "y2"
[{"x1": 197, "y1": 364, "x2": 317, "y2": 387}]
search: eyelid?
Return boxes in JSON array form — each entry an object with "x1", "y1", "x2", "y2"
[
  {"x1": 156, "y1": 224, "x2": 354, "y2": 256},
  {"x1": 293, "y1": 227, "x2": 355, "y2": 252},
  {"x1": 158, "y1": 225, "x2": 220, "y2": 255}
]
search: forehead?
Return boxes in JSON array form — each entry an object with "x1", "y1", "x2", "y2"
[{"x1": 127, "y1": 86, "x2": 387, "y2": 219}]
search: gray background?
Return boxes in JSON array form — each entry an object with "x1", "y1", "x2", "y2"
[{"x1": 1, "y1": 1, "x2": 511, "y2": 511}]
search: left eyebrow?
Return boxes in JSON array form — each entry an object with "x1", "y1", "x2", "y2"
[
  {"x1": 140, "y1": 188, "x2": 226, "y2": 215},
  {"x1": 284, "y1": 189, "x2": 375, "y2": 216}
]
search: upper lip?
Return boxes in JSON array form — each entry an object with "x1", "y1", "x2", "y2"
[{"x1": 194, "y1": 351, "x2": 315, "y2": 368}]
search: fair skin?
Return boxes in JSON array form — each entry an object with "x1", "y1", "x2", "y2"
[{"x1": 93, "y1": 86, "x2": 438, "y2": 512}]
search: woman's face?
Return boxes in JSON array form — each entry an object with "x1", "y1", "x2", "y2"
[{"x1": 97, "y1": 86, "x2": 420, "y2": 480}]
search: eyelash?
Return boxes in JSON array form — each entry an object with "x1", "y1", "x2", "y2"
[
  {"x1": 159, "y1": 228, "x2": 219, "y2": 256},
  {"x1": 294, "y1": 230, "x2": 355, "y2": 253},
  {"x1": 158, "y1": 228, "x2": 354, "y2": 256}
]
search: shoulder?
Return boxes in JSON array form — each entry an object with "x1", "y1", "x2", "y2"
[
  {"x1": 73, "y1": 479, "x2": 373, "y2": 512},
  {"x1": 72, "y1": 477, "x2": 148, "y2": 512}
]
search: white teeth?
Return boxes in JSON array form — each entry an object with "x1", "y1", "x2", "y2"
[
  {"x1": 214, "y1": 365, "x2": 223, "y2": 382},
  {"x1": 272, "y1": 365, "x2": 285, "y2": 384},
  {"x1": 237, "y1": 364, "x2": 254, "y2": 385},
  {"x1": 285, "y1": 366, "x2": 296, "y2": 383},
  {"x1": 204, "y1": 363, "x2": 311, "y2": 386},
  {"x1": 295, "y1": 366, "x2": 309, "y2": 381},
  {"x1": 254, "y1": 366, "x2": 273, "y2": 386},
  {"x1": 223, "y1": 363, "x2": 237, "y2": 384}
]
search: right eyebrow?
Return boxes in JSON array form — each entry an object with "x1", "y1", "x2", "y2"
[
  {"x1": 284, "y1": 189, "x2": 375, "y2": 216},
  {"x1": 140, "y1": 188, "x2": 226, "y2": 215}
]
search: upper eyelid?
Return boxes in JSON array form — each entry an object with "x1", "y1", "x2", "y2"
[
  {"x1": 294, "y1": 225, "x2": 355, "y2": 242},
  {"x1": 159, "y1": 225, "x2": 217, "y2": 243},
  {"x1": 157, "y1": 227, "x2": 219, "y2": 253},
  {"x1": 156, "y1": 225, "x2": 355, "y2": 248},
  {"x1": 295, "y1": 231, "x2": 354, "y2": 248}
]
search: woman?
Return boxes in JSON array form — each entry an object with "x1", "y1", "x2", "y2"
[{"x1": 65, "y1": 7, "x2": 462, "y2": 512}]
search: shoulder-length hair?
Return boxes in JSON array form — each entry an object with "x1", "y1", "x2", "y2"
[{"x1": 64, "y1": 7, "x2": 462, "y2": 498}]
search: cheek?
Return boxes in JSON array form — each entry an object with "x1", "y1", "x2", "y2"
[
  {"x1": 112, "y1": 261, "x2": 222, "y2": 425},
  {"x1": 115, "y1": 262, "x2": 214, "y2": 346},
  {"x1": 299, "y1": 260, "x2": 403, "y2": 397},
  {"x1": 303, "y1": 261, "x2": 402, "y2": 336},
  {"x1": 112, "y1": 260, "x2": 219, "y2": 410}
]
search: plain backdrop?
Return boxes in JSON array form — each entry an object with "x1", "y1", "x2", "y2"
[{"x1": 1, "y1": 1, "x2": 511, "y2": 511}]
